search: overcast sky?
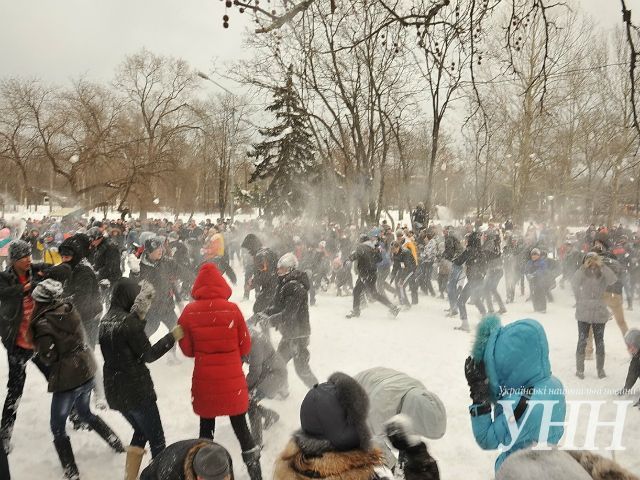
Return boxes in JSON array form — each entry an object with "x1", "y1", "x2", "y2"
[{"x1": 0, "y1": 0, "x2": 629, "y2": 89}]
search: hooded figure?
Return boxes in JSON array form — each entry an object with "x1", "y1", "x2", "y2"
[
  {"x1": 465, "y1": 315, "x2": 566, "y2": 472},
  {"x1": 242, "y1": 234, "x2": 279, "y2": 314},
  {"x1": 99, "y1": 278, "x2": 181, "y2": 480},
  {"x1": 177, "y1": 263, "x2": 261, "y2": 480}
]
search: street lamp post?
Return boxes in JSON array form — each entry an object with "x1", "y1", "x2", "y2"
[{"x1": 197, "y1": 72, "x2": 237, "y2": 221}]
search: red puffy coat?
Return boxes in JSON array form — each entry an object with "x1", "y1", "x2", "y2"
[{"x1": 178, "y1": 263, "x2": 251, "y2": 418}]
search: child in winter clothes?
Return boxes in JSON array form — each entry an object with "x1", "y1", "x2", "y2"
[{"x1": 621, "y1": 329, "x2": 640, "y2": 407}]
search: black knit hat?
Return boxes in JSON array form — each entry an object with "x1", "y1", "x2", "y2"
[{"x1": 300, "y1": 372, "x2": 371, "y2": 451}]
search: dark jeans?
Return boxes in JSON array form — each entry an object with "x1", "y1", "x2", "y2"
[
  {"x1": 421, "y1": 262, "x2": 436, "y2": 296},
  {"x1": 577, "y1": 321, "x2": 606, "y2": 372},
  {"x1": 1, "y1": 346, "x2": 50, "y2": 442},
  {"x1": 50, "y1": 379, "x2": 98, "y2": 439},
  {"x1": 353, "y1": 274, "x2": 393, "y2": 313},
  {"x1": 277, "y1": 337, "x2": 318, "y2": 388},
  {"x1": 457, "y1": 278, "x2": 486, "y2": 321},
  {"x1": 199, "y1": 414, "x2": 255, "y2": 452},
  {"x1": 121, "y1": 402, "x2": 166, "y2": 458}
]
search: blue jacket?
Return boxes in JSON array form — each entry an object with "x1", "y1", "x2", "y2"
[{"x1": 470, "y1": 317, "x2": 566, "y2": 471}]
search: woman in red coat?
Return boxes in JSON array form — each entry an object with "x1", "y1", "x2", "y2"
[{"x1": 178, "y1": 263, "x2": 262, "y2": 480}]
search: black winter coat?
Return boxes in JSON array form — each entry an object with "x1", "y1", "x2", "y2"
[
  {"x1": 443, "y1": 235, "x2": 462, "y2": 261},
  {"x1": 390, "y1": 248, "x2": 417, "y2": 282},
  {"x1": 349, "y1": 243, "x2": 381, "y2": 278},
  {"x1": 0, "y1": 264, "x2": 46, "y2": 354},
  {"x1": 31, "y1": 302, "x2": 96, "y2": 393},
  {"x1": 265, "y1": 270, "x2": 310, "y2": 340},
  {"x1": 92, "y1": 239, "x2": 122, "y2": 283},
  {"x1": 252, "y1": 247, "x2": 279, "y2": 314},
  {"x1": 99, "y1": 279, "x2": 175, "y2": 412},
  {"x1": 64, "y1": 261, "x2": 102, "y2": 346},
  {"x1": 453, "y1": 248, "x2": 486, "y2": 281},
  {"x1": 138, "y1": 256, "x2": 179, "y2": 334},
  {"x1": 140, "y1": 439, "x2": 233, "y2": 480}
]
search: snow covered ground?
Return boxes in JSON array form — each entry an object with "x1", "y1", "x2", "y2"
[{"x1": 2, "y1": 277, "x2": 640, "y2": 479}]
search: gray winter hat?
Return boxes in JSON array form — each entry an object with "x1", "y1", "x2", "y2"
[
  {"x1": 32, "y1": 279, "x2": 64, "y2": 303},
  {"x1": 8, "y1": 240, "x2": 31, "y2": 264},
  {"x1": 192, "y1": 443, "x2": 231, "y2": 480},
  {"x1": 624, "y1": 329, "x2": 640, "y2": 350}
]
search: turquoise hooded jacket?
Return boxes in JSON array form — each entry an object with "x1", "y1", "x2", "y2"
[{"x1": 469, "y1": 316, "x2": 566, "y2": 471}]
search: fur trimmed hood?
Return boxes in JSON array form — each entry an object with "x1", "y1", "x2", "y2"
[
  {"x1": 472, "y1": 315, "x2": 552, "y2": 400},
  {"x1": 567, "y1": 451, "x2": 639, "y2": 480},
  {"x1": 274, "y1": 438, "x2": 384, "y2": 480}
]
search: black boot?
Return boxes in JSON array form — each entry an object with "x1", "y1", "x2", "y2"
[
  {"x1": 242, "y1": 446, "x2": 263, "y2": 480},
  {"x1": 576, "y1": 353, "x2": 585, "y2": 380},
  {"x1": 88, "y1": 416, "x2": 125, "y2": 453},
  {"x1": 53, "y1": 436, "x2": 80, "y2": 480},
  {"x1": 596, "y1": 353, "x2": 606, "y2": 379}
]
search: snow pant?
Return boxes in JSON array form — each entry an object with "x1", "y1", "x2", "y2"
[
  {"x1": 447, "y1": 264, "x2": 464, "y2": 313},
  {"x1": 1, "y1": 346, "x2": 50, "y2": 446},
  {"x1": 530, "y1": 278, "x2": 547, "y2": 312},
  {"x1": 576, "y1": 322, "x2": 606, "y2": 374},
  {"x1": 586, "y1": 292, "x2": 628, "y2": 356},
  {"x1": 376, "y1": 266, "x2": 390, "y2": 296},
  {"x1": 277, "y1": 337, "x2": 318, "y2": 388},
  {"x1": 353, "y1": 273, "x2": 394, "y2": 314},
  {"x1": 199, "y1": 414, "x2": 256, "y2": 452},
  {"x1": 457, "y1": 278, "x2": 486, "y2": 321},
  {"x1": 121, "y1": 402, "x2": 166, "y2": 458},
  {"x1": 484, "y1": 269, "x2": 505, "y2": 313}
]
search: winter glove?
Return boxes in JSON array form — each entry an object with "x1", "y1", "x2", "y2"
[
  {"x1": 402, "y1": 441, "x2": 440, "y2": 480},
  {"x1": 384, "y1": 414, "x2": 420, "y2": 450},
  {"x1": 634, "y1": 398, "x2": 640, "y2": 408},
  {"x1": 132, "y1": 280, "x2": 155, "y2": 320},
  {"x1": 99, "y1": 279, "x2": 111, "y2": 288},
  {"x1": 127, "y1": 253, "x2": 141, "y2": 275},
  {"x1": 465, "y1": 356, "x2": 490, "y2": 405},
  {"x1": 171, "y1": 325, "x2": 184, "y2": 341}
]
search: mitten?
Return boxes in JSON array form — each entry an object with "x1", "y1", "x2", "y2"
[{"x1": 465, "y1": 356, "x2": 490, "y2": 405}]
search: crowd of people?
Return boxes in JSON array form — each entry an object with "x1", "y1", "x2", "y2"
[{"x1": 0, "y1": 209, "x2": 638, "y2": 479}]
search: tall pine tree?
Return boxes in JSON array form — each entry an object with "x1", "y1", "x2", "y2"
[{"x1": 249, "y1": 66, "x2": 316, "y2": 220}]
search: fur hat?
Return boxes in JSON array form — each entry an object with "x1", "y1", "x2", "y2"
[
  {"x1": 624, "y1": 329, "x2": 640, "y2": 351},
  {"x1": 8, "y1": 240, "x2": 31, "y2": 264},
  {"x1": 567, "y1": 450, "x2": 639, "y2": 480},
  {"x1": 300, "y1": 372, "x2": 371, "y2": 452},
  {"x1": 32, "y1": 279, "x2": 65, "y2": 303}
]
